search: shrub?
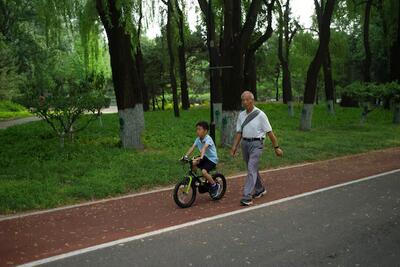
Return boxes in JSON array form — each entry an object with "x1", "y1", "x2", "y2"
[
  {"x1": 21, "y1": 73, "x2": 110, "y2": 146},
  {"x1": 340, "y1": 81, "x2": 400, "y2": 124}
]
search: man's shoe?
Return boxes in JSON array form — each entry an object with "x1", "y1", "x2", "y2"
[
  {"x1": 253, "y1": 188, "x2": 267, "y2": 199},
  {"x1": 210, "y1": 183, "x2": 221, "y2": 198},
  {"x1": 240, "y1": 198, "x2": 253, "y2": 206}
]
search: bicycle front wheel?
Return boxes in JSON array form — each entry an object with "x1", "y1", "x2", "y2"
[{"x1": 173, "y1": 178, "x2": 196, "y2": 208}]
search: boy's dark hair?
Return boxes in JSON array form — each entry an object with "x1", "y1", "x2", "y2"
[{"x1": 196, "y1": 121, "x2": 209, "y2": 131}]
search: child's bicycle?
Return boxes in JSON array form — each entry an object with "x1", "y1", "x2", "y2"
[{"x1": 173, "y1": 156, "x2": 226, "y2": 208}]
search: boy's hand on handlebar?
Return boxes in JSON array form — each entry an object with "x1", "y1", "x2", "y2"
[{"x1": 180, "y1": 155, "x2": 189, "y2": 161}]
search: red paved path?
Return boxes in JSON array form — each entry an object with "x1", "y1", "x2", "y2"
[{"x1": 1, "y1": 148, "x2": 399, "y2": 266}]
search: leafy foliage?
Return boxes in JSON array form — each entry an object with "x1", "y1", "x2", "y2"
[
  {"x1": 21, "y1": 73, "x2": 110, "y2": 145},
  {"x1": 0, "y1": 35, "x2": 25, "y2": 100}
]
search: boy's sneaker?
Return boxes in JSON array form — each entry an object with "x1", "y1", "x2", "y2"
[
  {"x1": 253, "y1": 188, "x2": 267, "y2": 199},
  {"x1": 210, "y1": 183, "x2": 221, "y2": 198},
  {"x1": 240, "y1": 198, "x2": 253, "y2": 206}
]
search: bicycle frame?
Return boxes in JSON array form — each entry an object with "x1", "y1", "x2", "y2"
[{"x1": 182, "y1": 159, "x2": 207, "y2": 193}]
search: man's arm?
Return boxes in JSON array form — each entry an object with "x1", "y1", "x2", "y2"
[
  {"x1": 230, "y1": 132, "x2": 242, "y2": 156},
  {"x1": 267, "y1": 131, "x2": 283, "y2": 157}
]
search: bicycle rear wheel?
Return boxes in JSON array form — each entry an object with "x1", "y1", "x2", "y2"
[{"x1": 210, "y1": 173, "x2": 227, "y2": 200}]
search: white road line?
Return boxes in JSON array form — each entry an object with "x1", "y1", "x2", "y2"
[{"x1": 18, "y1": 168, "x2": 400, "y2": 267}]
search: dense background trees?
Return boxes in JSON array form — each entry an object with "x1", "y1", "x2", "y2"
[{"x1": 1, "y1": 0, "x2": 399, "y2": 148}]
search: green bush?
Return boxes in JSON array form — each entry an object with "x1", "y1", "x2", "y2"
[
  {"x1": 0, "y1": 100, "x2": 30, "y2": 120},
  {"x1": 339, "y1": 81, "x2": 400, "y2": 124},
  {"x1": 382, "y1": 82, "x2": 400, "y2": 103},
  {"x1": 0, "y1": 100, "x2": 27, "y2": 112},
  {"x1": 339, "y1": 82, "x2": 383, "y2": 103},
  {"x1": 21, "y1": 73, "x2": 110, "y2": 145}
]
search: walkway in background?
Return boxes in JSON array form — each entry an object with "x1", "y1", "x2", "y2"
[{"x1": 0, "y1": 106, "x2": 118, "y2": 130}]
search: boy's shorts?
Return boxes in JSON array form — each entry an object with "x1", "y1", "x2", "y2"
[{"x1": 197, "y1": 156, "x2": 216, "y2": 172}]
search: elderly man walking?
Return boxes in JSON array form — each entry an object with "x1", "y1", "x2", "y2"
[{"x1": 231, "y1": 91, "x2": 283, "y2": 206}]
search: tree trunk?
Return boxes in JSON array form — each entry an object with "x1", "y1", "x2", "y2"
[
  {"x1": 300, "y1": 0, "x2": 335, "y2": 131},
  {"x1": 198, "y1": 0, "x2": 223, "y2": 137},
  {"x1": 220, "y1": 0, "x2": 263, "y2": 145},
  {"x1": 96, "y1": 0, "x2": 144, "y2": 149},
  {"x1": 166, "y1": 0, "x2": 180, "y2": 117},
  {"x1": 300, "y1": 103, "x2": 314, "y2": 130},
  {"x1": 135, "y1": 46, "x2": 149, "y2": 112},
  {"x1": 243, "y1": 0, "x2": 275, "y2": 102},
  {"x1": 244, "y1": 52, "x2": 258, "y2": 100},
  {"x1": 221, "y1": 110, "x2": 240, "y2": 146},
  {"x1": 135, "y1": 2, "x2": 149, "y2": 112},
  {"x1": 377, "y1": 0, "x2": 390, "y2": 83},
  {"x1": 281, "y1": 62, "x2": 293, "y2": 104},
  {"x1": 363, "y1": 0, "x2": 372, "y2": 83},
  {"x1": 288, "y1": 101, "x2": 294, "y2": 116},
  {"x1": 198, "y1": 0, "x2": 223, "y2": 105},
  {"x1": 275, "y1": 63, "x2": 280, "y2": 101},
  {"x1": 277, "y1": 0, "x2": 294, "y2": 115},
  {"x1": 393, "y1": 102, "x2": 400, "y2": 124},
  {"x1": 316, "y1": 0, "x2": 335, "y2": 115},
  {"x1": 175, "y1": 0, "x2": 190, "y2": 110},
  {"x1": 390, "y1": 1, "x2": 400, "y2": 82},
  {"x1": 323, "y1": 50, "x2": 334, "y2": 114}
]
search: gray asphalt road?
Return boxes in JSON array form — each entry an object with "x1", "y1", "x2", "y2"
[{"x1": 41, "y1": 172, "x2": 400, "y2": 267}]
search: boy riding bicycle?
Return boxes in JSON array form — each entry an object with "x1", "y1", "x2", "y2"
[{"x1": 183, "y1": 121, "x2": 220, "y2": 198}]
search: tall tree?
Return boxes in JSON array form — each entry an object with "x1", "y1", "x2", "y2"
[
  {"x1": 363, "y1": 0, "x2": 373, "y2": 83},
  {"x1": 316, "y1": 0, "x2": 335, "y2": 114},
  {"x1": 96, "y1": 0, "x2": 144, "y2": 148},
  {"x1": 136, "y1": 1, "x2": 150, "y2": 111},
  {"x1": 174, "y1": 0, "x2": 190, "y2": 110},
  {"x1": 300, "y1": 0, "x2": 335, "y2": 130},
  {"x1": 244, "y1": 0, "x2": 276, "y2": 101},
  {"x1": 220, "y1": 0, "x2": 263, "y2": 145},
  {"x1": 277, "y1": 0, "x2": 298, "y2": 116},
  {"x1": 198, "y1": 0, "x2": 223, "y2": 137},
  {"x1": 164, "y1": 0, "x2": 180, "y2": 117},
  {"x1": 390, "y1": 1, "x2": 400, "y2": 82}
]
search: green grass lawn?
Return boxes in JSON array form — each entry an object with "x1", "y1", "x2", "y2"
[
  {"x1": 0, "y1": 100, "x2": 31, "y2": 121},
  {"x1": 0, "y1": 103, "x2": 399, "y2": 214}
]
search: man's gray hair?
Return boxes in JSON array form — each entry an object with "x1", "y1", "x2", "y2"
[{"x1": 241, "y1": 91, "x2": 254, "y2": 100}]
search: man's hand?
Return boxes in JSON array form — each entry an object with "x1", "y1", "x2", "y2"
[
  {"x1": 274, "y1": 147, "x2": 283, "y2": 157},
  {"x1": 230, "y1": 146, "x2": 238, "y2": 157},
  {"x1": 231, "y1": 133, "x2": 242, "y2": 157}
]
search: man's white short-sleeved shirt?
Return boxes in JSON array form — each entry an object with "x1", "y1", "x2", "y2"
[{"x1": 236, "y1": 106, "x2": 272, "y2": 138}]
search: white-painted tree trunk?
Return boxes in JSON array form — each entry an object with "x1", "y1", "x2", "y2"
[
  {"x1": 213, "y1": 103, "x2": 222, "y2": 128},
  {"x1": 287, "y1": 101, "x2": 294, "y2": 117},
  {"x1": 221, "y1": 110, "x2": 240, "y2": 146},
  {"x1": 393, "y1": 103, "x2": 400, "y2": 124},
  {"x1": 300, "y1": 104, "x2": 314, "y2": 131},
  {"x1": 326, "y1": 100, "x2": 335, "y2": 115},
  {"x1": 118, "y1": 104, "x2": 145, "y2": 149}
]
